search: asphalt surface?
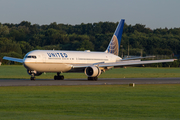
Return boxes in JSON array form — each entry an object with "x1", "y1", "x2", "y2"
[{"x1": 0, "y1": 78, "x2": 180, "y2": 86}]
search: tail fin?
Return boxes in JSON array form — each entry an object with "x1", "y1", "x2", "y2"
[{"x1": 105, "y1": 19, "x2": 125, "y2": 56}]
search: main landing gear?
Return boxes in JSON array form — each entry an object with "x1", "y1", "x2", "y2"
[
  {"x1": 88, "y1": 77, "x2": 98, "y2": 81},
  {"x1": 54, "y1": 72, "x2": 64, "y2": 80}
]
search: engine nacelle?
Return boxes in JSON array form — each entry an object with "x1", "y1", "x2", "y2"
[
  {"x1": 85, "y1": 66, "x2": 101, "y2": 77},
  {"x1": 27, "y1": 70, "x2": 42, "y2": 76}
]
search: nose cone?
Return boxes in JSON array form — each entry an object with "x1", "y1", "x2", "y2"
[
  {"x1": 23, "y1": 58, "x2": 30, "y2": 69},
  {"x1": 23, "y1": 57, "x2": 35, "y2": 70}
]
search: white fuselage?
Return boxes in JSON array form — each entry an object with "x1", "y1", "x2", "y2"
[{"x1": 23, "y1": 50, "x2": 121, "y2": 72}]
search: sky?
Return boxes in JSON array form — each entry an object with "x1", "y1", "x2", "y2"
[{"x1": 0, "y1": 0, "x2": 180, "y2": 29}]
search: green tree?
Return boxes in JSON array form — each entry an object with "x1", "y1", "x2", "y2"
[{"x1": 0, "y1": 24, "x2": 9, "y2": 36}]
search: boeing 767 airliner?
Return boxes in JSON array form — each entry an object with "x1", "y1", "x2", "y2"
[{"x1": 3, "y1": 19, "x2": 176, "y2": 80}]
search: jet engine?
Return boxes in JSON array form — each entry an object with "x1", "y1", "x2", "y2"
[
  {"x1": 27, "y1": 70, "x2": 42, "y2": 76},
  {"x1": 85, "y1": 66, "x2": 101, "y2": 77}
]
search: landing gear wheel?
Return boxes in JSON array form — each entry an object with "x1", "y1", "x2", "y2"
[
  {"x1": 29, "y1": 71, "x2": 36, "y2": 81},
  {"x1": 94, "y1": 77, "x2": 98, "y2": 81},
  {"x1": 31, "y1": 77, "x2": 35, "y2": 80},
  {"x1": 60, "y1": 76, "x2": 64, "y2": 80},
  {"x1": 54, "y1": 75, "x2": 64, "y2": 80},
  {"x1": 88, "y1": 77, "x2": 98, "y2": 81},
  {"x1": 54, "y1": 72, "x2": 64, "y2": 80},
  {"x1": 54, "y1": 76, "x2": 57, "y2": 80}
]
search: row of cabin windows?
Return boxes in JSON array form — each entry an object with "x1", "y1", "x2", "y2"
[
  {"x1": 25, "y1": 56, "x2": 108, "y2": 61},
  {"x1": 49, "y1": 57, "x2": 108, "y2": 61}
]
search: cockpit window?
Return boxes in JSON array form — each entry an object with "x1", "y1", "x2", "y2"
[
  {"x1": 26, "y1": 56, "x2": 37, "y2": 59},
  {"x1": 32, "y1": 56, "x2": 36, "y2": 58}
]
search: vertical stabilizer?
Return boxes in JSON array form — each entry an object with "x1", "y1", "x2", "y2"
[{"x1": 105, "y1": 19, "x2": 125, "y2": 56}]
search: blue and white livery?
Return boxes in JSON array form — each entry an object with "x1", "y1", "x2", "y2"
[
  {"x1": 3, "y1": 19, "x2": 176, "y2": 80},
  {"x1": 105, "y1": 19, "x2": 124, "y2": 55}
]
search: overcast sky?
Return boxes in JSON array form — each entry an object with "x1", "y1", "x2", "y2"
[{"x1": 0, "y1": 0, "x2": 180, "y2": 29}]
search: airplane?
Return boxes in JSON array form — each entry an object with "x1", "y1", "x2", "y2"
[{"x1": 3, "y1": 19, "x2": 176, "y2": 80}]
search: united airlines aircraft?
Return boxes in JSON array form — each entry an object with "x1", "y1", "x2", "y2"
[{"x1": 3, "y1": 19, "x2": 176, "y2": 80}]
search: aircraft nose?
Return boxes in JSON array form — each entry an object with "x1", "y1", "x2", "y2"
[
  {"x1": 23, "y1": 57, "x2": 28, "y2": 63},
  {"x1": 23, "y1": 58, "x2": 31, "y2": 69}
]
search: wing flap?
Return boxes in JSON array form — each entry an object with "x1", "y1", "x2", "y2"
[{"x1": 3, "y1": 56, "x2": 23, "y2": 63}]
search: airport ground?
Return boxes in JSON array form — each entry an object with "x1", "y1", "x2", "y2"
[
  {"x1": 1, "y1": 65, "x2": 180, "y2": 86},
  {"x1": 0, "y1": 66, "x2": 180, "y2": 119},
  {"x1": 1, "y1": 65, "x2": 180, "y2": 79},
  {"x1": 0, "y1": 78, "x2": 180, "y2": 86},
  {"x1": 0, "y1": 84, "x2": 180, "y2": 120}
]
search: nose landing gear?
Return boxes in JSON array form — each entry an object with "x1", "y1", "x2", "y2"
[
  {"x1": 28, "y1": 70, "x2": 42, "y2": 80},
  {"x1": 30, "y1": 73, "x2": 35, "y2": 80},
  {"x1": 31, "y1": 76, "x2": 35, "y2": 80}
]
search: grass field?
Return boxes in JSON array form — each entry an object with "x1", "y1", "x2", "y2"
[
  {"x1": 0, "y1": 85, "x2": 180, "y2": 120},
  {"x1": 0, "y1": 66, "x2": 180, "y2": 119},
  {"x1": 0, "y1": 65, "x2": 180, "y2": 79}
]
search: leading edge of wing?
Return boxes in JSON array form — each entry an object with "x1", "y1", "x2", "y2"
[
  {"x1": 72, "y1": 59, "x2": 176, "y2": 69},
  {"x1": 98, "y1": 59, "x2": 176, "y2": 68},
  {"x1": 3, "y1": 56, "x2": 23, "y2": 63}
]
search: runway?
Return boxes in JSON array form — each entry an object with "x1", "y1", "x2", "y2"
[{"x1": 0, "y1": 78, "x2": 180, "y2": 86}]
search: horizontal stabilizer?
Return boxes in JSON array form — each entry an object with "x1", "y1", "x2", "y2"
[{"x1": 3, "y1": 56, "x2": 23, "y2": 63}]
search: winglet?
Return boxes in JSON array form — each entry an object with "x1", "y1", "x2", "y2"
[{"x1": 105, "y1": 19, "x2": 125, "y2": 56}]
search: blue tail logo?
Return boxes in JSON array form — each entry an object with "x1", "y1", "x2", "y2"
[{"x1": 105, "y1": 19, "x2": 125, "y2": 56}]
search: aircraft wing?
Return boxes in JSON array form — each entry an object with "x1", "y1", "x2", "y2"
[
  {"x1": 98, "y1": 59, "x2": 176, "y2": 68},
  {"x1": 3, "y1": 56, "x2": 23, "y2": 63},
  {"x1": 121, "y1": 56, "x2": 155, "y2": 61},
  {"x1": 72, "y1": 59, "x2": 176, "y2": 69}
]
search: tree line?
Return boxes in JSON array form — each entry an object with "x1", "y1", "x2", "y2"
[{"x1": 0, "y1": 21, "x2": 180, "y2": 66}]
